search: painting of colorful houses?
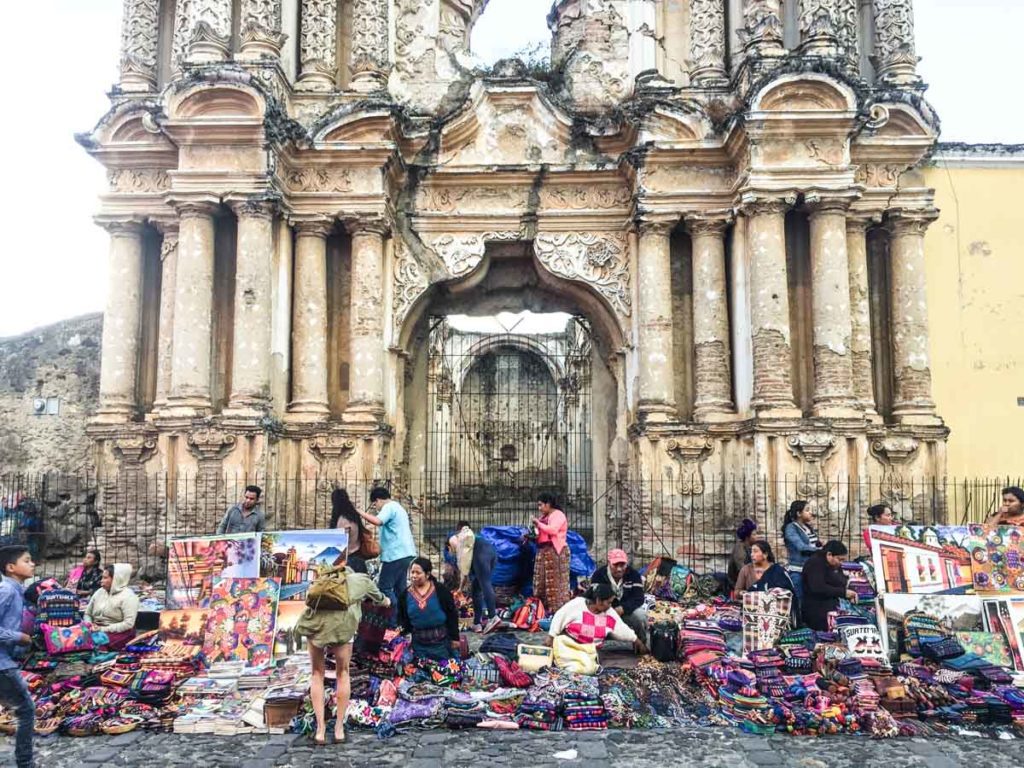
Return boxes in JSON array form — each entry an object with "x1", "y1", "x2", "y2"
[
  {"x1": 868, "y1": 525, "x2": 973, "y2": 595},
  {"x1": 260, "y1": 530, "x2": 349, "y2": 601},
  {"x1": 166, "y1": 533, "x2": 261, "y2": 608}
]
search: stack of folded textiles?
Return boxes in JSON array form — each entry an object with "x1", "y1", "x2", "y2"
[
  {"x1": 779, "y1": 628, "x2": 815, "y2": 649},
  {"x1": 562, "y1": 690, "x2": 608, "y2": 731},
  {"x1": 783, "y1": 646, "x2": 814, "y2": 675},
  {"x1": 680, "y1": 621, "x2": 727, "y2": 668},
  {"x1": 749, "y1": 649, "x2": 787, "y2": 700},
  {"x1": 717, "y1": 669, "x2": 773, "y2": 734},
  {"x1": 515, "y1": 690, "x2": 562, "y2": 731}
]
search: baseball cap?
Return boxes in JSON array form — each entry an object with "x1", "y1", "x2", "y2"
[{"x1": 608, "y1": 549, "x2": 628, "y2": 565}]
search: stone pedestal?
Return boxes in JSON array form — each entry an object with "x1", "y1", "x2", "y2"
[
  {"x1": 636, "y1": 219, "x2": 678, "y2": 422},
  {"x1": 287, "y1": 219, "x2": 332, "y2": 421},
  {"x1": 165, "y1": 200, "x2": 218, "y2": 416},
  {"x1": 888, "y1": 210, "x2": 939, "y2": 422},
  {"x1": 119, "y1": 0, "x2": 159, "y2": 92},
  {"x1": 687, "y1": 215, "x2": 734, "y2": 420},
  {"x1": 350, "y1": 0, "x2": 391, "y2": 93},
  {"x1": 95, "y1": 221, "x2": 144, "y2": 423},
  {"x1": 808, "y1": 197, "x2": 857, "y2": 417},
  {"x1": 226, "y1": 199, "x2": 276, "y2": 417},
  {"x1": 343, "y1": 221, "x2": 389, "y2": 424},
  {"x1": 689, "y1": 0, "x2": 729, "y2": 86},
  {"x1": 745, "y1": 197, "x2": 799, "y2": 417},
  {"x1": 296, "y1": 0, "x2": 337, "y2": 91}
]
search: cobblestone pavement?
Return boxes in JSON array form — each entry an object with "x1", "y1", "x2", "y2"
[{"x1": 6, "y1": 726, "x2": 1023, "y2": 767}]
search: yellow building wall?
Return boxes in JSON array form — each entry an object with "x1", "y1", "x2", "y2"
[{"x1": 924, "y1": 162, "x2": 1024, "y2": 478}]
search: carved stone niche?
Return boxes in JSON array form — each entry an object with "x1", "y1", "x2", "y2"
[
  {"x1": 309, "y1": 433, "x2": 358, "y2": 482},
  {"x1": 187, "y1": 428, "x2": 237, "y2": 472},
  {"x1": 787, "y1": 431, "x2": 838, "y2": 498},
  {"x1": 666, "y1": 436, "x2": 714, "y2": 495}
]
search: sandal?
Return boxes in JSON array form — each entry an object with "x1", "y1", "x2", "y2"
[
  {"x1": 313, "y1": 730, "x2": 327, "y2": 746},
  {"x1": 335, "y1": 725, "x2": 346, "y2": 743}
]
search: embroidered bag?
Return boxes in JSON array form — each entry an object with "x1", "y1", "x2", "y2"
[
  {"x1": 921, "y1": 636, "x2": 965, "y2": 661},
  {"x1": 35, "y1": 587, "x2": 80, "y2": 631},
  {"x1": 464, "y1": 654, "x2": 502, "y2": 686},
  {"x1": 511, "y1": 597, "x2": 546, "y2": 632},
  {"x1": 41, "y1": 623, "x2": 94, "y2": 655},
  {"x1": 517, "y1": 643, "x2": 553, "y2": 673},
  {"x1": 306, "y1": 565, "x2": 350, "y2": 612}
]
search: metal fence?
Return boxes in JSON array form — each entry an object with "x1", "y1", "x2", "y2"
[{"x1": 0, "y1": 472, "x2": 1019, "y2": 580}]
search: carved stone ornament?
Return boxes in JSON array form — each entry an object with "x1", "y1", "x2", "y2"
[
  {"x1": 539, "y1": 186, "x2": 632, "y2": 211},
  {"x1": 689, "y1": 0, "x2": 728, "y2": 85},
  {"x1": 534, "y1": 233, "x2": 632, "y2": 317},
  {"x1": 238, "y1": 0, "x2": 286, "y2": 58},
  {"x1": 108, "y1": 168, "x2": 171, "y2": 194},
  {"x1": 429, "y1": 235, "x2": 486, "y2": 278},
  {"x1": 419, "y1": 186, "x2": 530, "y2": 213},
  {"x1": 187, "y1": 428, "x2": 237, "y2": 466},
  {"x1": 112, "y1": 434, "x2": 158, "y2": 468},
  {"x1": 799, "y1": 0, "x2": 839, "y2": 52},
  {"x1": 787, "y1": 431, "x2": 838, "y2": 498},
  {"x1": 309, "y1": 434, "x2": 358, "y2": 478},
  {"x1": 870, "y1": 435, "x2": 920, "y2": 503},
  {"x1": 159, "y1": 232, "x2": 179, "y2": 263},
  {"x1": 299, "y1": 0, "x2": 337, "y2": 81},
  {"x1": 392, "y1": 240, "x2": 430, "y2": 338},
  {"x1": 854, "y1": 163, "x2": 901, "y2": 188},
  {"x1": 666, "y1": 436, "x2": 714, "y2": 495},
  {"x1": 283, "y1": 167, "x2": 352, "y2": 193},
  {"x1": 187, "y1": 19, "x2": 231, "y2": 63},
  {"x1": 119, "y1": 0, "x2": 159, "y2": 90}
]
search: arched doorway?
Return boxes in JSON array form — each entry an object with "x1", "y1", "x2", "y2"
[{"x1": 424, "y1": 314, "x2": 593, "y2": 542}]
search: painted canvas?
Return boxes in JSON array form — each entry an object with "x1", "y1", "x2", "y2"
[
  {"x1": 260, "y1": 530, "x2": 349, "y2": 602},
  {"x1": 954, "y1": 631, "x2": 1013, "y2": 669},
  {"x1": 159, "y1": 608, "x2": 209, "y2": 646},
  {"x1": 274, "y1": 601, "x2": 309, "y2": 655},
  {"x1": 983, "y1": 597, "x2": 1024, "y2": 671},
  {"x1": 965, "y1": 524, "x2": 1024, "y2": 594},
  {"x1": 167, "y1": 533, "x2": 260, "y2": 608},
  {"x1": 868, "y1": 525, "x2": 973, "y2": 595},
  {"x1": 202, "y1": 577, "x2": 280, "y2": 668},
  {"x1": 878, "y1": 593, "x2": 984, "y2": 656}
]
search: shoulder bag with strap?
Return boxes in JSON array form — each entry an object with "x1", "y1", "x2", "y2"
[{"x1": 306, "y1": 565, "x2": 350, "y2": 611}]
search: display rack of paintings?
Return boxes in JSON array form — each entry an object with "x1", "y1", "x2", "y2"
[
  {"x1": 167, "y1": 533, "x2": 261, "y2": 608},
  {"x1": 982, "y1": 597, "x2": 1024, "y2": 671},
  {"x1": 877, "y1": 593, "x2": 984, "y2": 657},
  {"x1": 202, "y1": 577, "x2": 281, "y2": 668}
]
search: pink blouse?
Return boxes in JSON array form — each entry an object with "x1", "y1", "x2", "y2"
[{"x1": 536, "y1": 509, "x2": 568, "y2": 554}]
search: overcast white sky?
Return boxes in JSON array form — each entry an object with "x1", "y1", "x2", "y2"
[{"x1": 0, "y1": 0, "x2": 1019, "y2": 338}]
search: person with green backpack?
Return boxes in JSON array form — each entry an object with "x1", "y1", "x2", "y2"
[{"x1": 294, "y1": 550, "x2": 390, "y2": 746}]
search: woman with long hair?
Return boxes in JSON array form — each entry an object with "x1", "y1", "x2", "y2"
[
  {"x1": 294, "y1": 550, "x2": 389, "y2": 745},
  {"x1": 66, "y1": 549, "x2": 103, "y2": 597},
  {"x1": 329, "y1": 489, "x2": 368, "y2": 574},
  {"x1": 782, "y1": 500, "x2": 820, "y2": 601},
  {"x1": 397, "y1": 557, "x2": 460, "y2": 661},
  {"x1": 532, "y1": 492, "x2": 571, "y2": 613}
]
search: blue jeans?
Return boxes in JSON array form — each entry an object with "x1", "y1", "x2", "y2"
[
  {"x1": 471, "y1": 545, "x2": 497, "y2": 626},
  {"x1": 378, "y1": 556, "x2": 414, "y2": 627},
  {"x1": 0, "y1": 667, "x2": 34, "y2": 768}
]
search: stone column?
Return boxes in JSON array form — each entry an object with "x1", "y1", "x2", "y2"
[
  {"x1": 238, "y1": 0, "x2": 286, "y2": 60},
  {"x1": 175, "y1": 0, "x2": 232, "y2": 66},
  {"x1": 807, "y1": 195, "x2": 856, "y2": 416},
  {"x1": 628, "y1": 0, "x2": 658, "y2": 82},
  {"x1": 119, "y1": 0, "x2": 160, "y2": 92},
  {"x1": 744, "y1": 197, "x2": 798, "y2": 415},
  {"x1": 167, "y1": 200, "x2": 218, "y2": 415},
  {"x1": 687, "y1": 214, "x2": 734, "y2": 419},
  {"x1": 689, "y1": 0, "x2": 729, "y2": 86},
  {"x1": 95, "y1": 221, "x2": 145, "y2": 422},
  {"x1": 350, "y1": 0, "x2": 391, "y2": 93},
  {"x1": 344, "y1": 220, "x2": 389, "y2": 423},
  {"x1": 742, "y1": 0, "x2": 785, "y2": 58},
  {"x1": 636, "y1": 218, "x2": 678, "y2": 422},
  {"x1": 226, "y1": 199, "x2": 276, "y2": 415},
  {"x1": 153, "y1": 225, "x2": 179, "y2": 410},
  {"x1": 872, "y1": 0, "x2": 922, "y2": 86},
  {"x1": 888, "y1": 210, "x2": 938, "y2": 420},
  {"x1": 297, "y1": 0, "x2": 337, "y2": 92},
  {"x1": 846, "y1": 215, "x2": 878, "y2": 416},
  {"x1": 288, "y1": 218, "x2": 333, "y2": 421},
  {"x1": 799, "y1": 0, "x2": 840, "y2": 55}
]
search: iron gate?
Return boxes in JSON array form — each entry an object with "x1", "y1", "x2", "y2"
[{"x1": 423, "y1": 314, "x2": 594, "y2": 550}]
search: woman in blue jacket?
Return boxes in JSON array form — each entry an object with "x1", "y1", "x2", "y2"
[{"x1": 782, "y1": 500, "x2": 820, "y2": 602}]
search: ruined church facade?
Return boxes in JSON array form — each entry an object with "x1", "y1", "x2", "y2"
[{"x1": 83, "y1": 0, "x2": 946, "y2": 525}]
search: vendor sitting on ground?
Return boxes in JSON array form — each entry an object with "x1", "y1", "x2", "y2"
[
  {"x1": 801, "y1": 541, "x2": 857, "y2": 631},
  {"x1": 397, "y1": 557, "x2": 461, "y2": 661},
  {"x1": 734, "y1": 541, "x2": 794, "y2": 595},
  {"x1": 546, "y1": 583, "x2": 648, "y2": 672},
  {"x1": 66, "y1": 550, "x2": 103, "y2": 598},
  {"x1": 84, "y1": 563, "x2": 139, "y2": 650},
  {"x1": 728, "y1": 519, "x2": 757, "y2": 592},
  {"x1": 589, "y1": 549, "x2": 648, "y2": 645}
]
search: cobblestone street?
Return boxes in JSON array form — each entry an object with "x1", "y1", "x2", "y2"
[{"x1": 7, "y1": 727, "x2": 1022, "y2": 768}]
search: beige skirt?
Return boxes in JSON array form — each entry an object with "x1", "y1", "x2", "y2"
[{"x1": 293, "y1": 605, "x2": 360, "y2": 648}]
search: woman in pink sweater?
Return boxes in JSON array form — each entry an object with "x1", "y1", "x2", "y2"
[{"x1": 532, "y1": 493, "x2": 570, "y2": 613}]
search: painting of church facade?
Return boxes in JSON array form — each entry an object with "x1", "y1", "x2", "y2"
[
  {"x1": 260, "y1": 530, "x2": 349, "y2": 602},
  {"x1": 868, "y1": 525, "x2": 973, "y2": 595}
]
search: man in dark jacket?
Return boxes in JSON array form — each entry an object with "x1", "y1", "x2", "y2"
[
  {"x1": 591, "y1": 549, "x2": 647, "y2": 644},
  {"x1": 801, "y1": 540, "x2": 857, "y2": 631}
]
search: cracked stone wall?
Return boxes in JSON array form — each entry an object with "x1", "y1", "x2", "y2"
[
  {"x1": 550, "y1": 0, "x2": 632, "y2": 111},
  {"x1": 0, "y1": 314, "x2": 102, "y2": 474}
]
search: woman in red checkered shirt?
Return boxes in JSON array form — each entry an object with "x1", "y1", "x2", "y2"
[{"x1": 546, "y1": 583, "x2": 647, "y2": 654}]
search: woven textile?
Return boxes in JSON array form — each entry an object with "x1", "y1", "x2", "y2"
[{"x1": 741, "y1": 589, "x2": 791, "y2": 655}]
